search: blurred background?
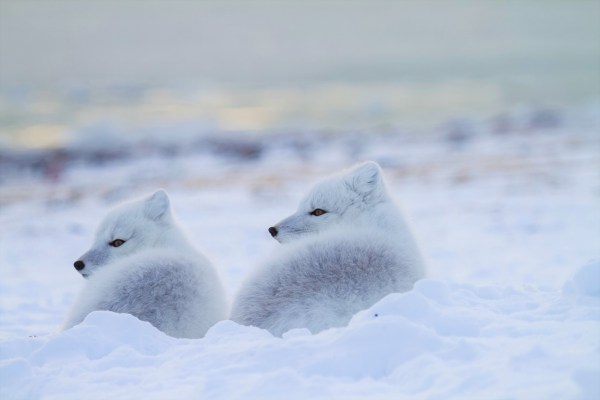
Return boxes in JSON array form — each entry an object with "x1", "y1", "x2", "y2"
[
  {"x1": 0, "y1": 0, "x2": 597, "y2": 213},
  {"x1": 1, "y1": 0, "x2": 598, "y2": 162}
]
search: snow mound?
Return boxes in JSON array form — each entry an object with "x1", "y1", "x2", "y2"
[{"x1": 2, "y1": 275, "x2": 598, "y2": 400}]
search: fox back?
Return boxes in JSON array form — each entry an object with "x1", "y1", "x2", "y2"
[
  {"x1": 65, "y1": 189, "x2": 227, "y2": 338},
  {"x1": 234, "y1": 162, "x2": 426, "y2": 336}
]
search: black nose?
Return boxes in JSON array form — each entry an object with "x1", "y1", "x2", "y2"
[
  {"x1": 268, "y1": 227, "x2": 278, "y2": 237},
  {"x1": 74, "y1": 260, "x2": 85, "y2": 271}
]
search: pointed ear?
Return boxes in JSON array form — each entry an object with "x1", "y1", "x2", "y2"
[
  {"x1": 143, "y1": 189, "x2": 170, "y2": 220},
  {"x1": 347, "y1": 161, "x2": 383, "y2": 196}
]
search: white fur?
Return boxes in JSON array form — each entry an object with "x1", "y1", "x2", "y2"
[
  {"x1": 232, "y1": 162, "x2": 425, "y2": 336},
  {"x1": 63, "y1": 190, "x2": 227, "y2": 338},
  {"x1": 270, "y1": 162, "x2": 413, "y2": 244}
]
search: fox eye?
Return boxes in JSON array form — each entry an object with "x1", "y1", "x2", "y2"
[
  {"x1": 310, "y1": 209, "x2": 327, "y2": 216},
  {"x1": 109, "y1": 239, "x2": 126, "y2": 247}
]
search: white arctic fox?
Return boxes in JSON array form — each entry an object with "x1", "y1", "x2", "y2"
[
  {"x1": 63, "y1": 189, "x2": 227, "y2": 338},
  {"x1": 232, "y1": 161, "x2": 425, "y2": 336}
]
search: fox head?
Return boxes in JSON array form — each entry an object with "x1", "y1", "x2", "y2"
[
  {"x1": 269, "y1": 161, "x2": 392, "y2": 243},
  {"x1": 73, "y1": 189, "x2": 176, "y2": 278}
]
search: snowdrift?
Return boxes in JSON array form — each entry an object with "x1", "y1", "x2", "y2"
[{"x1": 2, "y1": 262, "x2": 598, "y2": 400}]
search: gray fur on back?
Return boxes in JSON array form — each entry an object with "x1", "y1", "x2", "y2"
[
  {"x1": 231, "y1": 230, "x2": 424, "y2": 336},
  {"x1": 64, "y1": 249, "x2": 226, "y2": 338}
]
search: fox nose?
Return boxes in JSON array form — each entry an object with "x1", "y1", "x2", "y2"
[
  {"x1": 74, "y1": 260, "x2": 85, "y2": 271},
  {"x1": 268, "y1": 227, "x2": 278, "y2": 237}
]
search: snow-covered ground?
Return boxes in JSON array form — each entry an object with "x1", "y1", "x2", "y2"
[{"x1": 1, "y1": 105, "x2": 599, "y2": 399}]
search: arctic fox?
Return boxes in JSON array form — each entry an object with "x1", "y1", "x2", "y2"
[
  {"x1": 232, "y1": 162, "x2": 425, "y2": 336},
  {"x1": 63, "y1": 189, "x2": 227, "y2": 338}
]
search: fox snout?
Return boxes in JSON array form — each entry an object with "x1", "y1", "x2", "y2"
[
  {"x1": 74, "y1": 260, "x2": 85, "y2": 271},
  {"x1": 268, "y1": 227, "x2": 278, "y2": 237}
]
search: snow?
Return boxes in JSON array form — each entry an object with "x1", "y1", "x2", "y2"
[
  {"x1": 1, "y1": 106, "x2": 599, "y2": 399},
  {"x1": 2, "y1": 276, "x2": 598, "y2": 399}
]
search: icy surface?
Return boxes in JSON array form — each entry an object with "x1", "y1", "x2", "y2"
[{"x1": 1, "y1": 110, "x2": 599, "y2": 399}]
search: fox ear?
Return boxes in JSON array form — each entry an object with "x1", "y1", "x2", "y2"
[
  {"x1": 143, "y1": 189, "x2": 170, "y2": 220},
  {"x1": 347, "y1": 161, "x2": 383, "y2": 196}
]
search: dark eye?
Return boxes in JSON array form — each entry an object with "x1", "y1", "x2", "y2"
[
  {"x1": 109, "y1": 239, "x2": 125, "y2": 247},
  {"x1": 310, "y1": 209, "x2": 327, "y2": 216}
]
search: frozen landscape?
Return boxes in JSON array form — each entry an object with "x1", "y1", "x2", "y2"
[
  {"x1": 0, "y1": 103, "x2": 599, "y2": 399},
  {"x1": 1, "y1": 1, "x2": 599, "y2": 399}
]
